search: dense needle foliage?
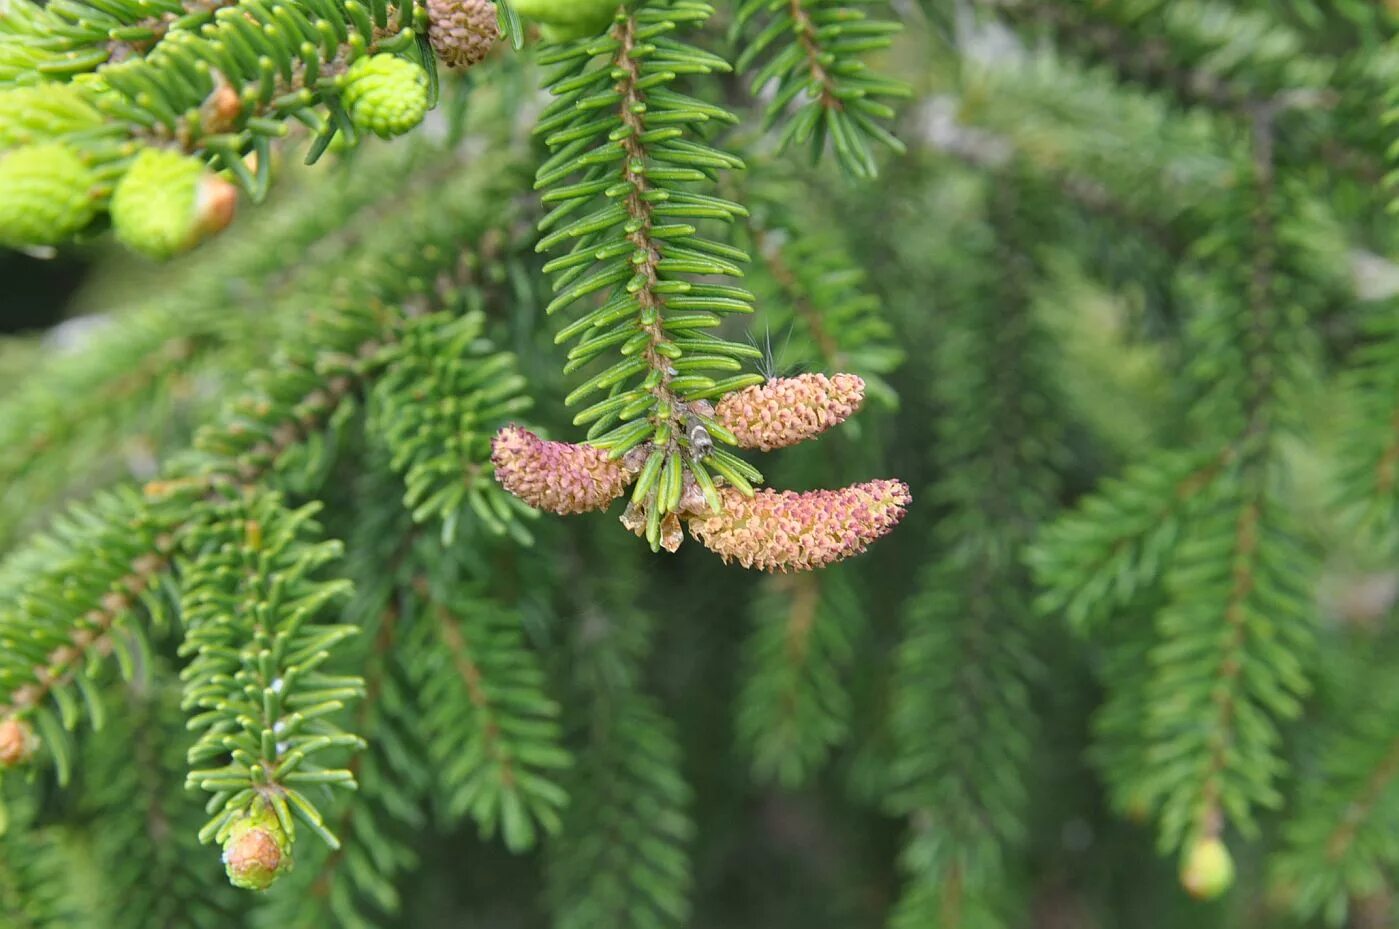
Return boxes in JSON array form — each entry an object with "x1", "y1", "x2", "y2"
[{"x1": 3, "y1": 1, "x2": 1399, "y2": 927}]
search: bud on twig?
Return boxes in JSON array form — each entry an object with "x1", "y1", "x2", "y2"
[
  {"x1": 222, "y1": 802, "x2": 291, "y2": 891},
  {"x1": 0, "y1": 717, "x2": 37, "y2": 768},
  {"x1": 1180, "y1": 836, "x2": 1234, "y2": 900},
  {"x1": 110, "y1": 148, "x2": 237, "y2": 259},
  {"x1": 0, "y1": 143, "x2": 97, "y2": 248}
]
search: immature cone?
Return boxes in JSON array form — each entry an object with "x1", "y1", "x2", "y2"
[
  {"x1": 110, "y1": 149, "x2": 238, "y2": 259},
  {"x1": 688, "y1": 479, "x2": 911, "y2": 572},
  {"x1": 0, "y1": 717, "x2": 38, "y2": 768},
  {"x1": 222, "y1": 803, "x2": 291, "y2": 891},
  {"x1": 1180, "y1": 837, "x2": 1234, "y2": 900},
  {"x1": 341, "y1": 54, "x2": 429, "y2": 139},
  {"x1": 491, "y1": 425, "x2": 631, "y2": 515},
  {"x1": 427, "y1": 0, "x2": 500, "y2": 69},
  {"x1": 715, "y1": 373, "x2": 865, "y2": 451},
  {"x1": 0, "y1": 143, "x2": 97, "y2": 247}
]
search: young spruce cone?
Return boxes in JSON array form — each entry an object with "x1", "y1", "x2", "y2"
[
  {"x1": 110, "y1": 148, "x2": 237, "y2": 259},
  {"x1": 341, "y1": 54, "x2": 430, "y2": 139},
  {"x1": 0, "y1": 143, "x2": 97, "y2": 248},
  {"x1": 714, "y1": 373, "x2": 865, "y2": 451},
  {"x1": 427, "y1": 0, "x2": 500, "y2": 69},
  {"x1": 491, "y1": 425, "x2": 631, "y2": 515},
  {"x1": 222, "y1": 802, "x2": 292, "y2": 891},
  {"x1": 688, "y1": 479, "x2": 911, "y2": 572}
]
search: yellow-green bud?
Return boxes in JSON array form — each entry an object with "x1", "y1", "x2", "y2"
[
  {"x1": 222, "y1": 802, "x2": 291, "y2": 891},
  {"x1": 110, "y1": 148, "x2": 238, "y2": 259},
  {"x1": 511, "y1": 0, "x2": 618, "y2": 30},
  {"x1": 1180, "y1": 836, "x2": 1235, "y2": 900},
  {"x1": 341, "y1": 55, "x2": 429, "y2": 139},
  {"x1": 0, "y1": 143, "x2": 98, "y2": 248},
  {"x1": 0, "y1": 85, "x2": 102, "y2": 149},
  {"x1": 0, "y1": 717, "x2": 38, "y2": 768}
]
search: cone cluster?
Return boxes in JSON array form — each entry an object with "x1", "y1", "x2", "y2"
[{"x1": 491, "y1": 373, "x2": 909, "y2": 571}]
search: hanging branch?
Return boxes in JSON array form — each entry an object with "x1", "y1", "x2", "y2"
[{"x1": 732, "y1": 0, "x2": 909, "y2": 177}]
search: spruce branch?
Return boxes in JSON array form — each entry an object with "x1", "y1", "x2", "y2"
[
  {"x1": 531, "y1": 0, "x2": 765, "y2": 551},
  {"x1": 251, "y1": 495, "x2": 428, "y2": 927},
  {"x1": 736, "y1": 569, "x2": 865, "y2": 787},
  {"x1": 77, "y1": 678, "x2": 243, "y2": 929},
  {"x1": 886, "y1": 185, "x2": 1059, "y2": 924},
  {"x1": 0, "y1": 797, "x2": 83, "y2": 929},
  {"x1": 732, "y1": 0, "x2": 909, "y2": 177},
  {"x1": 0, "y1": 0, "x2": 234, "y2": 84},
  {"x1": 1271, "y1": 668, "x2": 1399, "y2": 924},
  {"x1": 1028, "y1": 449, "x2": 1227, "y2": 633},
  {"x1": 369, "y1": 310, "x2": 536, "y2": 545},
  {"x1": 740, "y1": 179, "x2": 905, "y2": 406},
  {"x1": 0, "y1": 486, "x2": 180, "y2": 784},
  {"x1": 176, "y1": 491, "x2": 363, "y2": 882},
  {"x1": 545, "y1": 536, "x2": 694, "y2": 929},
  {"x1": 410, "y1": 575, "x2": 571, "y2": 852},
  {"x1": 0, "y1": 143, "x2": 519, "y2": 788}
]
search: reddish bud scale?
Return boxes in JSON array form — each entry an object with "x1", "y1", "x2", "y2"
[
  {"x1": 688, "y1": 479, "x2": 911, "y2": 572},
  {"x1": 0, "y1": 717, "x2": 37, "y2": 767},
  {"x1": 714, "y1": 373, "x2": 865, "y2": 451},
  {"x1": 491, "y1": 425, "x2": 631, "y2": 515}
]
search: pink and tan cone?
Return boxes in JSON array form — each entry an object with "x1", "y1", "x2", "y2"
[
  {"x1": 426, "y1": 0, "x2": 500, "y2": 69},
  {"x1": 491, "y1": 425, "x2": 631, "y2": 515},
  {"x1": 687, "y1": 479, "x2": 911, "y2": 572},
  {"x1": 714, "y1": 373, "x2": 865, "y2": 451}
]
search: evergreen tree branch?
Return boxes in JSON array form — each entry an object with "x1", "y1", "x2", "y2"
[
  {"x1": 732, "y1": 0, "x2": 909, "y2": 177},
  {"x1": 532, "y1": 0, "x2": 766, "y2": 549},
  {"x1": 736, "y1": 570, "x2": 864, "y2": 788},
  {"x1": 410, "y1": 571, "x2": 571, "y2": 852},
  {"x1": 545, "y1": 535, "x2": 695, "y2": 929}
]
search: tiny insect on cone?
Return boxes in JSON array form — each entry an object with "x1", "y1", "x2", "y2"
[
  {"x1": 0, "y1": 143, "x2": 98, "y2": 247},
  {"x1": 1180, "y1": 836, "x2": 1235, "y2": 900},
  {"x1": 688, "y1": 479, "x2": 911, "y2": 572},
  {"x1": 340, "y1": 54, "x2": 430, "y2": 139},
  {"x1": 714, "y1": 373, "x2": 866, "y2": 451},
  {"x1": 491, "y1": 425, "x2": 632, "y2": 515},
  {"x1": 222, "y1": 802, "x2": 291, "y2": 891},
  {"x1": 0, "y1": 717, "x2": 38, "y2": 768},
  {"x1": 427, "y1": 0, "x2": 500, "y2": 69},
  {"x1": 110, "y1": 149, "x2": 238, "y2": 259}
]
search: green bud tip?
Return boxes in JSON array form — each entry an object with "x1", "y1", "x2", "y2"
[
  {"x1": 1180, "y1": 836, "x2": 1235, "y2": 901},
  {"x1": 0, "y1": 84, "x2": 103, "y2": 148},
  {"x1": 511, "y1": 0, "x2": 618, "y2": 31},
  {"x1": 0, "y1": 143, "x2": 98, "y2": 248},
  {"x1": 341, "y1": 54, "x2": 430, "y2": 140},
  {"x1": 222, "y1": 802, "x2": 291, "y2": 891},
  {"x1": 0, "y1": 717, "x2": 38, "y2": 768},
  {"x1": 110, "y1": 148, "x2": 238, "y2": 259}
]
